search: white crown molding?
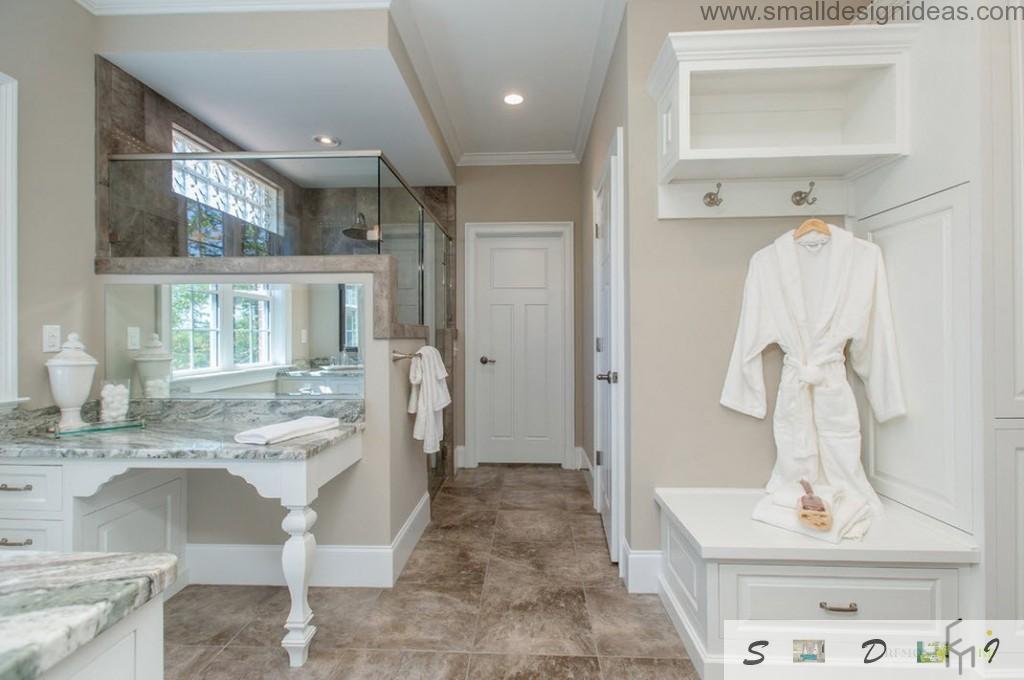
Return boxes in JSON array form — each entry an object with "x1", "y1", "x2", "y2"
[
  {"x1": 387, "y1": 0, "x2": 463, "y2": 165},
  {"x1": 573, "y1": 0, "x2": 626, "y2": 162},
  {"x1": 458, "y1": 151, "x2": 579, "y2": 167},
  {"x1": 76, "y1": 0, "x2": 391, "y2": 15}
]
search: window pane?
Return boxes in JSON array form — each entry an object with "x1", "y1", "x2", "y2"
[
  {"x1": 234, "y1": 328, "x2": 252, "y2": 365},
  {"x1": 171, "y1": 330, "x2": 192, "y2": 370},
  {"x1": 192, "y1": 331, "x2": 214, "y2": 369}
]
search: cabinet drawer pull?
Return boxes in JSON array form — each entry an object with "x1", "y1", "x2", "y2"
[
  {"x1": 0, "y1": 538, "x2": 33, "y2": 547},
  {"x1": 819, "y1": 601, "x2": 858, "y2": 613},
  {"x1": 0, "y1": 483, "x2": 32, "y2": 492}
]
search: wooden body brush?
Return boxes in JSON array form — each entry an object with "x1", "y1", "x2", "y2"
[{"x1": 797, "y1": 479, "x2": 833, "y2": 531}]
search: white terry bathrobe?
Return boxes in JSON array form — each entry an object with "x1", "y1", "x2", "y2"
[{"x1": 721, "y1": 226, "x2": 906, "y2": 540}]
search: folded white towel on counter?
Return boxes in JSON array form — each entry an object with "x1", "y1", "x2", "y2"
[
  {"x1": 408, "y1": 346, "x2": 451, "y2": 454},
  {"x1": 752, "y1": 483, "x2": 873, "y2": 544},
  {"x1": 233, "y1": 416, "x2": 340, "y2": 445}
]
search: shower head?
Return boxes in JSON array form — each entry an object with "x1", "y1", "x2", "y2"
[{"x1": 342, "y1": 212, "x2": 370, "y2": 240}]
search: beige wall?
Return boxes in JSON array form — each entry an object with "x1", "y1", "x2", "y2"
[
  {"x1": 0, "y1": 0, "x2": 100, "y2": 408},
  {"x1": 453, "y1": 164, "x2": 584, "y2": 449},
  {"x1": 95, "y1": 8, "x2": 389, "y2": 53},
  {"x1": 617, "y1": 0, "x2": 849, "y2": 550}
]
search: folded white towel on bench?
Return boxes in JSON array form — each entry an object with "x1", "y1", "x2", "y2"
[{"x1": 234, "y1": 416, "x2": 340, "y2": 445}]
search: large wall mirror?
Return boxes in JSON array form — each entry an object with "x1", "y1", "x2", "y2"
[{"x1": 104, "y1": 281, "x2": 364, "y2": 400}]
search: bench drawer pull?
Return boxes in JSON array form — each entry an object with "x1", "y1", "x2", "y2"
[
  {"x1": 819, "y1": 601, "x2": 859, "y2": 613},
  {"x1": 0, "y1": 538, "x2": 34, "y2": 547},
  {"x1": 0, "y1": 483, "x2": 33, "y2": 492}
]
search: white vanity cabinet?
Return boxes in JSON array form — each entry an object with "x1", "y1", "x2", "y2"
[
  {"x1": 656, "y1": 489, "x2": 979, "y2": 680},
  {"x1": 0, "y1": 462, "x2": 187, "y2": 579}
]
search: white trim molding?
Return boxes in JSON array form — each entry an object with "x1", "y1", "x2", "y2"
[
  {"x1": 185, "y1": 491, "x2": 429, "y2": 588},
  {"x1": 622, "y1": 538, "x2": 662, "y2": 594},
  {"x1": 454, "y1": 444, "x2": 476, "y2": 469},
  {"x1": 0, "y1": 73, "x2": 25, "y2": 412},
  {"x1": 572, "y1": 0, "x2": 626, "y2": 161},
  {"x1": 76, "y1": 0, "x2": 390, "y2": 14},
  {"x1": 458, "y1": 151, "x2": 579, "y2": 167}
]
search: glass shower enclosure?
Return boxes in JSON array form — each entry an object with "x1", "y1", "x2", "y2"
[{"x1": 104, "y1": 150, "x2": 455, "y2": 493}]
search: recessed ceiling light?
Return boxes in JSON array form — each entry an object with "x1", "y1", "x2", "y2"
[
  {"x1": 313, "y1": 135, "x2": 340, "y2": 147},
  {"x1": 503, "y1": 93, "x2": 524, "y2": 106}
]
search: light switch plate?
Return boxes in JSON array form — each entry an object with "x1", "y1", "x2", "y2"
[
  {"x1": 301, "y1": 329, "x2": 308, "y2": 344},
  {"x1": 42, "y1": 325, "x2": 62, "y2": 353},
  {"x1": 126, "y1": 326, "x2": 141, "y2": 351}
]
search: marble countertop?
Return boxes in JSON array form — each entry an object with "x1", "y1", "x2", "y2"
[
  {"x1": 0, "y1": 551, "x2": 178, "y2": 680},
  {"x1": 0, "y1": 420, "x2": 364, "y2": 461}
]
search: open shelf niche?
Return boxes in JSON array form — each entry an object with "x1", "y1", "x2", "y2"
[{"x1": 647, "y1": 24, "x2": 918, "y2": 219}]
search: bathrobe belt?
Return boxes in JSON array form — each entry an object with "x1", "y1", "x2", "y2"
[{"x1": 782, "y1": 353, "x2": 846, "y2": 460}]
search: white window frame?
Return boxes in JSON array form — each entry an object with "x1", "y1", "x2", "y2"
[
  {"x1": 161, "y1": 283, "x2": 291, "y2": 393},
  {"x1": 0, "y1": 73, "x2": 25, "y2": 410},
  {"x1": 171, "y1": 125, "x2": 282, "y2": 236}
]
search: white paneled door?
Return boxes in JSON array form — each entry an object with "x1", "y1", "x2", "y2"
[
  {"x1": 593, "y1": 127, "x2": 625, "y2": 563},
  {"x1": 468, "y1": 224, "x2": 573, "y2": 465}
]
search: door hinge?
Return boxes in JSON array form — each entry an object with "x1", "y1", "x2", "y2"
[
  {"x1": 594, "y1": 222, "x2": 600, "y2": 239},
  {"x1": 595, "y1": 337, "x2": 603, "y2": 352},
  {"x1": 595, "y1": 450, "x2": 603, "y2": 466}
]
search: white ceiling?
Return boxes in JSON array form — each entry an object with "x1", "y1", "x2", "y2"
[
  {"x1": 393, "y1": 0, "x2": 625, "y2": 165},
  {"x1": 103, "y1": 48, "x2": 455, "y2": 187},
  {"x1": 87, "y1": 0, "x2": 626, "y2": 176}
]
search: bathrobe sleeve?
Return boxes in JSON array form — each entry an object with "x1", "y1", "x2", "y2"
[
  {"x1": 721, "y1": 256, "x2": 775, "y2": 419},
  {"x1": 849, "y1": 250, "x2": 907, "y2": 423}
]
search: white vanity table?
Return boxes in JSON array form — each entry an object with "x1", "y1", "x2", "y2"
[{"x1": 0, "y1": 420, "x2": 363, "y2": 667}]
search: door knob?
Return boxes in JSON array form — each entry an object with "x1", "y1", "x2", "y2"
[
  {"x1": 479, "y1": 356, "x2": 496, "y2": 365},
  {"x1": 596, "y1": 371, "x2": 619, "y2": 384}
]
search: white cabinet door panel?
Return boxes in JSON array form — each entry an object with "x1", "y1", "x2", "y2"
[{"x1": 857, "y1": 184, "x2": 975, "y2": 532}]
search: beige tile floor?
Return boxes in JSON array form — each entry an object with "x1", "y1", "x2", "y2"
[{"x1": 165, "y1": 464, "x2": 697, "y2": 679}]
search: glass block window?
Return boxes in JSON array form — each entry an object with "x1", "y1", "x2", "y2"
[
  {"x1": 242, "y1": 223, "x2": 273, "y2": 256},
  {"x1": 171, "y1": 128, "x2": 281, "y2": 234},
  {"x1": 170, "y1": 284, "x2": 221, "y2": 372},
  {"x1": 233, "y1": 284, "x2": 272, "y2": 366},
  {"x1": 186, "y1": 200, "x2": 225, "y2": 257}
]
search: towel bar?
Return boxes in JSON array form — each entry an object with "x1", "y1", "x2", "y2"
[{"x1": 391, "y1": 350, "x2": 418, "y2": 362}]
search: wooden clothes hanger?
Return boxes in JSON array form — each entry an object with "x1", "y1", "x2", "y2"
[{"x1": 794, "y1": 218, "x2": 831, "y2": 239}]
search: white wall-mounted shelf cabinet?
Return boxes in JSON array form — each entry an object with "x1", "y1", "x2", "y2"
[{"x1": 647, "y1": 25, "x2": 918, "y2": 219}]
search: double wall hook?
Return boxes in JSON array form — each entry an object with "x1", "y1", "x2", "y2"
[
  {"x1": 791, "y1": 181, "x2": 818, "y2": 207},
  {"x1": 703, "y1": 182, "x2": 724, "y2": 208}
]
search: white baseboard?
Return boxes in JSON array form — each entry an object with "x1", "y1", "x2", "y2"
[
  {"x1": 562, "y1": 445, "x2": 586, "y2": 470},
  {"x1": 622, "y1": 538, "x2": 662, "y2": 594},
  {"x1": 455, "y1": 445, "x2": 476, "y2": 469},
  {"x1": 578, "y1": 448, "x2": 598, "y2": 510},
  {"x1": 391, "y1": 491, "x2": 431, "y2": 577},
  {"x1": 185, "y1": 492, "x2": 430, "y2": 588}
]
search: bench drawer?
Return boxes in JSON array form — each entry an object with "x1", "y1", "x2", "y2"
[
  {"x1": 0, "y1": 518, "x2": 63, "y2": 551},
  {"x1": 0, "y1": 465, "x2": 62, "y2": 513},
  {"x1": 720, "y1": 564, "x2": 958, "y2": 622}
]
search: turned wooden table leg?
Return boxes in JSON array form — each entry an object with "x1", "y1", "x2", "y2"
[{"x1": 281, "y1": 505, "x2": 317, "y2": 667}]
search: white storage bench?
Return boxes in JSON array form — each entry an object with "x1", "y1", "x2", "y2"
[{"x1": 654, "y1": 488, "x2": 980, "y2": 680}]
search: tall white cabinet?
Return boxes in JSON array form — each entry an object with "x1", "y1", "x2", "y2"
[{"x1": 991, "y1": 19, "x2": 1024, "y2": 620}]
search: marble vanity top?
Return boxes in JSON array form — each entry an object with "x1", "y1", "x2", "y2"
[
  {"x1": 0, "y1": 420, "x2": 364, "y2": 461},
  {"x1": 0, "y1": 551, "x2": 178, "y2": 680}
]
